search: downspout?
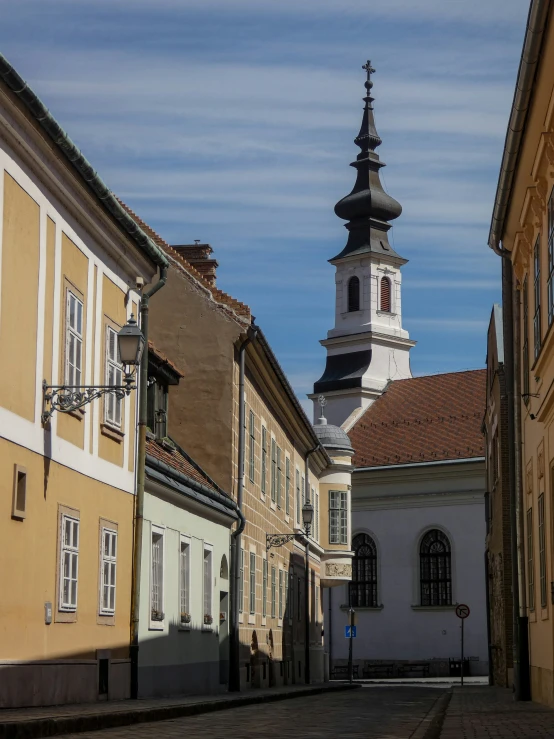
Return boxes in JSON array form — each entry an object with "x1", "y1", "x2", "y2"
[
  {"x1": 229, "y1": 324, "x2": 258, "y2": 692},
  {"x1": 304, "y1": 445, "x2": 319, "y2": 685},
  {"x1": 130, "y1": 266, "x2": 168, "y2": 700}
]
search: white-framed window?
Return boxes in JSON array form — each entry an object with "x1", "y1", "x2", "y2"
[
  {"x1": 302, "y1": 475, "x2": 306, "y2": 505},
  {"x1": 150, "y1": 527, "x2": 164, "y2": 623},
  {"x1": 314, "y1": 490, "x2": 319, "y2": 542},
  {"x1": 271, "y1": 438, "x2": 277, "y2": 503},
  {"x1": 262, "y1": 557, "x2": 268, "y2": 619},
  {"x1": 278, "y1": 569, "x2": 284, "y2": 620},
  {"x1": 60, "y1": 514, "x2": 79, "y2": 611},
  {"x1": 287, "y1": 570, "x2": 292, "y2": 623},
  {"x1": 329, "y1": 491, "x2": 348, "y2": 544},
  {"x1": 180, "y1": 536, "x2": 190, "y2": 624},
  {"x1": 296, "y1": 469, "x2": 301, "y2": 524},
  {"x1": 277, "y1": 447, "x2": 282, "y2": 508},
  {"x1": 271, "y1": 565, "x2": 276, "y2": 618},
  {"x1": 105, "y1": 326, "x2": 123, "y2": 427},
  {"x1": 66, "y1": 291, "x2": 83, "y2": 386},
  {"x1": 285, "y1": 457, "x2": 291, "y2": 516},
  {"x1": 203, "y1": 546, "x2": 213, "y2": 624},
  {"x1": 249, "y1": 552, "x2": 256, "y2": 614},
  {"x1": 239, "y1": 548, "x2": 244, "y2": 614},
  {"x1": 100, "y1": 527, "x2": 117, "y2": 615},
  {"x1": 261, "y1": 426, "x2": 268, "y2": 495},
  {"x1": 249, "y1": 411, "x2": 255, "y2": 483}
]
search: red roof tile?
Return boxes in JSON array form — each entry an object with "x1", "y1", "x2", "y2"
[
  {"x1": 146, "y1": 438, "x2": 224, "y2": 496},
  {"x1": 148, "y1": 340, "x2": 185, "y2": 379},
  {"x1": 349, "y1": 369, "x2": 486, "y2": 468}
]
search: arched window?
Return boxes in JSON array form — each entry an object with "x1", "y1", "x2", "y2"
[
  {"x1": 420, "y1": 529, "x2": 452, "y2": 606},
  {"x1": 348, "y1": 276, "x2": 360, "y2": 312},
  {"x1": 380, "y1": 277, "x2": 391, "y2": 312},
  {"x1": 349, "y1": 533, "x2": 378, "y2": 607}
]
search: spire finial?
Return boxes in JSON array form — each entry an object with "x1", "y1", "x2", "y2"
[{"x1": 317, "y1": 395, "x2": 328, "y2": 425}]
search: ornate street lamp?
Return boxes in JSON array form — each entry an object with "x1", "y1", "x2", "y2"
[{"x1": 42, "y1": 314, "x2": 145, "y2": 423}]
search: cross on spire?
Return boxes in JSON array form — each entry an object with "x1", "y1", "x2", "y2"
[{"x1": 362, "y1": 60, "x2": 375, "y2": 80}]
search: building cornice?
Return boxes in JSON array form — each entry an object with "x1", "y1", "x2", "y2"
[
  {"x1": 321, "y1": 329, "x2": 416, "y2": 350},
  {"x1": 353, "y1": 488, "x2": 485, "y2": 511}
]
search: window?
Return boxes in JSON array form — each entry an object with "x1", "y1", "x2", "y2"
[
  {"x1": 420, "y1": 529, "x2": 452, "y2": 606},
  {"x1": 249, "y1": 552, "x2": 256, "y2": 614},
  {"x1": 491, "y1": 430, "x2": 499, "y2": 487},
  {"x1": 297, "y1": 575, "x2": 301, "y2": 621},
  {"x1": 66, "y1": 291, "x2": 83, "y2": 386},
  {"x1": 147, "y1": 378, "x2": 168, "y2": 439},
  {"x1": 296, "y1": 469, "x2": 301, "y2": 524},
  {"x1": 329, "y1": 491, "x2": 348, "y2": 544},
  {"x1": 534, "y1": 237, "x2": 542, "y2": 359},
  {"x1": 279, "y1": 569, "x2": 284, "y2": 620},
  {"x1": 271, "y1": 439, "x2": 277, "y2": 503},
  {"x1": 347, "y1": 276, "x2": 360, "y2": 312},
  {"x1": 203, "y1": 547, "x2": 213, "y2": 623},
  {"x1": 12, "y1": 464, "x2": 27, "y2": 520},
  {"x1": 239, "y1": 548, "x2": 244, "y2": 614},
  {"x1": 523, "y1": 277, "x2": 530, "y2": 402},
  {"x1": 539, "y1": 495, "x2": 547, "y2": 608},
  {"x1": 105, "y1": 326, "x2": 123, "y2": 428},
  {"x1": 151, "y1": 529, "x2": 164, "y2": 621},
  {"x1": 350, "y1": 533, "x2": 377, "y2": 607},
  {"x1": 546, "y1": 188, "x2": 554, "y2": 326},
  {"x1": 527, "y1": 507, "x2": 535, "y2": 611},
  {"x1": 380, "y1": 277, "x2": 391, "y2": 312},
  {"x1": 285, "y1": 569, "x2": 289, "y2": 621},
  {"x1": 249, "y1": 411, "x2": 255, "y2": 483},
  {"x1": 180, "y1": 538, "x2": 190, "y2": 623},
  {"x1": 285, "y1": 457, "x2": 291, "y2": 516},
  {"x1": 314, "y1": 489, "x2": 319, "y2": 542},
  {"x1": 60, "y1": 514, "x2": 79, "y2": 611},
  {"x1": 315, "y1": 583, "x2": 319, "y2": 628},
  {"x1": 262, "y1": 558, "x2": 268, "y2": 618},
  {"x1": 277, "y1": 447, "x2": 282, "y2": 508},
  {"x1": 261, "y1": 427, "x2": 268, "y2": 495},
  {"x1": 100, "y1": 527, "x2": 117, "y2": 615},
  {"x1": 289, "y1": 571, "x2": 294, "y2": 622},
  {"x1": 302, "y1": 475, "x2": 306, "y2": 505},
  {"x1": 271, "y1": 565, "x2": 276, "y2": 618}
]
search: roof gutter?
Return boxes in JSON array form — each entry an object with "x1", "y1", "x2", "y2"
[
  {"x1": 0, "y1": 53, "x2": 169, "y2": 269},
  {"x1": 354, "y1": 456, "x2": 485, "y2": 473},
  {"x1": 488, "y1": 0, "x2": 550, "y2": 256}
]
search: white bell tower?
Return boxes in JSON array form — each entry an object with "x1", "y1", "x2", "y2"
[{"x1": 309, "y1": 62, "x2": 415, "y2": 429}]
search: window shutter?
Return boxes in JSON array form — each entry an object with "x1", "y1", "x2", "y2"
[{"x1": 380, "y1": 277, "x2": 391, "y2": 312}]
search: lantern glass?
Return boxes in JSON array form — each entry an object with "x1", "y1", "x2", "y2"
[
  {"x1": 117, "y1": 314, "x2": 145, "y2": 367},
  {"x1": 302, "y1": 501, "x2": 314, "y2": 528}
]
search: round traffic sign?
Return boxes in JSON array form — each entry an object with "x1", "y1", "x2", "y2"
[{"x1": 455, "y1": 603, "x2": 470, "y2": 619}]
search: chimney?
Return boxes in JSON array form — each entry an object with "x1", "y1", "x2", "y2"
[{"x1": 171, "y1": 241, "x2": 219, "y2": 286}]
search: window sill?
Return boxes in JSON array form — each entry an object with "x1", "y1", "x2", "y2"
[
  {"x1": 101, "y1": 423, "x2": 124, "y2": 442},
  {"x1": 376, "y1": 310, "x2": 397, "y2": 318},
  {"x1": 340, "y1": 604, "x2": 383, "y2": 611},
  {"x1": 248, "y1": 615, "x2": 256, "y2": 625},
  {"x1": 148, "y1": 622, "x2": 165, "y2": 631},
  {"x1": 67, "y1": 407, "x2": 85, "y2": 421},
  {"x1": 201, "y1": 627, "x2": 214, "y2": 633},
  {"x1": 178, "y1": 625, "x2": 191, "y2": 632},
  {"x1": 411, "y1": 605, "x2": 457, "y2": 611}
]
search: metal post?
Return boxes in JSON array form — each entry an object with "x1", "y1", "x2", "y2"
[
  {"x1": 305, "y1": 532, "x2": 310, "y2": 685},
  {"x1": 348, "y1": 607, "x2": 354, "y2": 684},
  {"x1": 461, "y1": 618, "x2": 464, "y2": 688}
]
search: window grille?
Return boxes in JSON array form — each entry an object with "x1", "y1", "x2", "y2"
[
  {"x1": 66, "y1": 291, "x2": 83, "y2": 386},
  {"x1": 539, "y1": 495, "x2": 546, "y2": 608},
  {"x1": 277, "y1": 447, "x2": 282, "y2": 508},
  {"x1": 180, "y1": 540, "x2": 190, "y2": 621},
  {"x1": 249, "y1": 411, "x2": 255, "y2": 483},
  {"x1": 271, "y1": 439, "x2": 277, "y2": 503},
  {"x1": 347, "y1": 276, "x2": 360, "y2": 312},
  {"x1": 204, "y1": 548, "x2": 212, "y2": 621},
  {"x1": 523, "y1": 277, "x2": 530, "y2": 402},
  {"x1": 249, "y1": 552, "x2": 256, "y2": 614},
  {"x1": 60, "y1": 515, "x2": 79, "y2": 611},
  {"x1": 329, "y1": 491, "x2": 348, "y2": 544},
  {"x1": 261, "y1": 427, "x2": 268, "y2": 495},
  {"x1": 380, "y1": 277, "x2": 391, "y2": 312},
  {"x1": 239, "y1": 548, "x2": 244, "y2": 613},
  {"x1": 285, "y1": 457, "x2": 291, "y2": 515},
  {"x1": 271, "y1": 565, "x2": 276, "y2": 618},
  {"x1": 262, "y1": 558, "x2": 268, "y2": 618},
  {"x1": 151, "y1": 531, "x2": 164, "y2": 619},
  {"x1": 279, "y1": 569, "x2": 283, "y2": 619},
  {"x1": 349, "y1": 533, "x2": 378, "y2": 607},
  {"x1": 100, "y1": 528, "x2": 117, "y2": 614},
  {"x1": 534, "y1": 237, "x2": 542, "y2": 359},
  {"x1": 548, "y1": 188, "x2": 554, "y2": 325},
  {"x1": 527, "y1": 507, "x2": 535, "y2": 611},
  {"x1": 419, "y1": 529, "x2": 452, "y2": 606},
  {"x1": 105, "y1": 326, "x2": 123, "y2": 427}
]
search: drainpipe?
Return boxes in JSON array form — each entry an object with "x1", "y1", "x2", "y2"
[
  {"x1": 229, "y1": 324, "x2": 258, "y2": 692},
  {"x1": 130, "y1": 266, "x2": 168, "y2": 700},
  {"x1": 304, "y1": 446, "x2": 319, "y2": 685}
]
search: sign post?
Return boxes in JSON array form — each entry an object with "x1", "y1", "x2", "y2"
[
  {"x1": 455, "y1": 603, "x2": 470, "y2": 687},
  {"x1": 346, "y1": 607, "x2": 357, "y2": 683}
]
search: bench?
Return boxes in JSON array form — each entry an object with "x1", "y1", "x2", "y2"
[
  {"x1": 331, "y1": 664, "x2": 359, "y2": 679},
  {"x1": 362, "y1": 663, "x2": 395, "y2": 678},
  {"x1": 399, "y1": 662, "x2": 430, "y2": 677}
]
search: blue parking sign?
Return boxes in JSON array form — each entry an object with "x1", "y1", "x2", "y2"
[{"x1": 345, "y1": 625, "x2": 357, "y2": 638}]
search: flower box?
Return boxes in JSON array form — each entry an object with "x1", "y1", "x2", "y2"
[
  {"x1": 204, "y1": 613, "x2": 213, "y2": 625},
  {"x1": 180, "y1": 612, "x2": 191, "y2": 624},
  {"x1": 151, "y1": 609, "x2": 164, "y2": 622}
]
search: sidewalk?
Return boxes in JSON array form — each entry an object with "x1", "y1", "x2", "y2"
[
  {"x1": 0, "y1": 682, "x2": 359, "y2": 739},
  {"x1": 439, "y1": 686, "x2": 554, "y2": 738}
]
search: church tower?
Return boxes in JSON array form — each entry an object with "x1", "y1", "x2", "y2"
[{"x1": 310, "y1": 62, "x2": 415, "y2": 428}]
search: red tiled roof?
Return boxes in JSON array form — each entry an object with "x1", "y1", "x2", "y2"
[
  {"x1": 349, "y1": 369, "x2": 486, "y2": 468},
  {"x1": 146, "y1": 437, "x2": 225, "y2": 496},
  {"x1": 148, "y1": 340, "x2": 185, "y2": 378}
]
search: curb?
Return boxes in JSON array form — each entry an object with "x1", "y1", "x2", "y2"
[
  {"x1": 410, "y1": 689, "x2": 452, "y2": 739},
  {"x1": 0, "y1": 683, "x2": 361, "y2": 739}
]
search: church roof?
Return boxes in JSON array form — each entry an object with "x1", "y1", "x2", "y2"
[{"x1": 349, "y1": 369, "x2": 486, "y2": 468}]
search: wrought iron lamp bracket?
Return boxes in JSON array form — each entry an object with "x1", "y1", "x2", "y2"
[
  {"x1": 266, "y1": 533, "x2": 297, "y2": 551},
  {"x1": 42, "y1": 375, "x2": 136, "y2": 424}
]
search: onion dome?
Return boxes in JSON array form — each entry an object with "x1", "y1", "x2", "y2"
[{"x1": 331, "y1": 61, "x2": 404, "y2": 263}]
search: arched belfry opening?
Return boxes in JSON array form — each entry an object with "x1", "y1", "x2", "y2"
[{"x1": 348, "y1": 276, "x2": 360, "y2": 312}]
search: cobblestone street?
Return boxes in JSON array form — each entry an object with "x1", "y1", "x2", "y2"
[{"x1": 58, "y1": 687, "x2": 444, "y2": 739}]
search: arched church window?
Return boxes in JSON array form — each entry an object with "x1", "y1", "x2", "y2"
[
  {"x1": 349, "y1": 533, "x2": 378, "y2": 607},
  {"x1": 420, "y1": 529, "x2": 452, "y2": 606},
  {"x1": 380, "y1": 277, "x2": 391, "y2": 312},
  {"x1": 348, "y1": 276, "x2": 360, "y2": 312}
]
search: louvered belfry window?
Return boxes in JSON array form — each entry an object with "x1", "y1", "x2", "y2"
[
  {"x1": 349, "y1": 533, "x2": 377, "y2": 608},
  {"x1": 420, "y1": 529, "x2": 452, "y2": 606},
  {"x1": 348, "y1": 276, "x2": 360, "y2": 312},
  {"x1": 380, "y1": 277, "x2": 391, "y2": 312}
]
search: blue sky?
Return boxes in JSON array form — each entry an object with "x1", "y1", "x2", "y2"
[{"x1": 3, "y1": 1, "x2": 529, "y2": 414}]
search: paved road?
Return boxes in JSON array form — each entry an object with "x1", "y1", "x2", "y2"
[{"x1": 60, "y1": 686, "x2": 445, "y2": 739}]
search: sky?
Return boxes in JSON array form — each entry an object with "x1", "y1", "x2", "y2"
[{"x1": 2, "y1": 0, "x2": 530, "y2": 415}]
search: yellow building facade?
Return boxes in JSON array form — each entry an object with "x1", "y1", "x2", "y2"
[{"x1": 0, "y1": 56, "x2": 166, "y2": 706}]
